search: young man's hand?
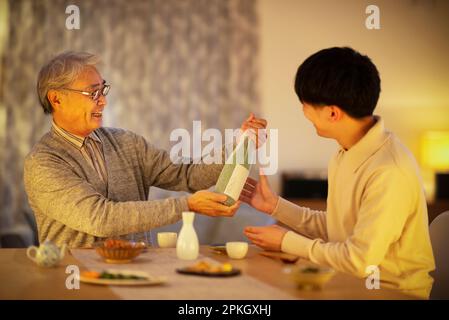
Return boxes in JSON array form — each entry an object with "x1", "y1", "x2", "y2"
[
  {"x1": 239, "y1": 169, "x2": 279, "y2": 215},
  {"x1": 187, "y1": 190, "x2": 240, "y2": 217},
  {"x1": 244, "y1": 225, "x2": 288, "y2": 251}
]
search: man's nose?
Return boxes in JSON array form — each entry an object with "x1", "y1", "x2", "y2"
[{"x1": 97, "y1": 94, "x2": 107, "y2": 107}]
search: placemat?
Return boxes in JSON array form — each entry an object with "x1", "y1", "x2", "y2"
[{"x1": 71, "y1": 248, "x2": 296, "y2": 300}]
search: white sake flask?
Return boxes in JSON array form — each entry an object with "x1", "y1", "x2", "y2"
[{"x1": 176, "y1": 211, "x2": 199, "y2": 260}]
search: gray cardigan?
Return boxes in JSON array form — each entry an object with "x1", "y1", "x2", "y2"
[{"x1": 24, "y1": 127, "x2": 223, "y2": 248}]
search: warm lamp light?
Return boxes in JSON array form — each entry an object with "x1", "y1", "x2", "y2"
[
  {"x1": 420, "y1": 131, "x2": 449, "y2": 172},
  {"x1": 421, "y1": 131, "x2": 449, "y2": 201}
]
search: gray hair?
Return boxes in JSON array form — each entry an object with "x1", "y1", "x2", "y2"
[{"x1": 37, "y1": 51, "x2": 100, "y2": 114}]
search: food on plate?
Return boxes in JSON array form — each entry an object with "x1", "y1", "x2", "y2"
[
  {"x1": 209, "y1": 245, "x2": 227, "y2": 255},
  {"x1": 299, "y1": 266, "x2": 320, "y2": 273},
  {"x1": 81, "y1": 271, "x2": 101, "y2": 279},
  {"x1": 185, "y1": 260, "x2": 233, "y2": 273},
  {"x1": 81, "y1": 270, "x2": 148, "y2": 280},
  {"x1": 103, "y1": 239, "x2": 145, "y2": 249},
  {"x1": 291, "y1": 265, "x2": 336, "y2": 290},
  {"x1": 92, "y1": 239, "x2": 147, "y2": 264}
]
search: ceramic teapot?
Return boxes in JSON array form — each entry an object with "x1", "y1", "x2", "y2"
[{"x1": 26, "y1": 240, "x2": 67, "y2": 267}]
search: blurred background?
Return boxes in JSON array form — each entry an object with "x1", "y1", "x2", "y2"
[{"x1": 0, "y1": 0, "x2": 448, "y2": 247}]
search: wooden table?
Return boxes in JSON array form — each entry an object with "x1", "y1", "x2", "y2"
[{"x1": 0, "y1": 247, "x2": 413, "y2": 300}]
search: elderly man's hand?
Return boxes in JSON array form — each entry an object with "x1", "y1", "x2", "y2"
[
  {"x1": 187, "y1": 190, "x2": 241, "y2": 217},
  {"x1": 240, "y1": 113, "x2": 267, "y2": 148},
  {"x1": 244, "y1": 225, "x2": 288, "y2": 251}
]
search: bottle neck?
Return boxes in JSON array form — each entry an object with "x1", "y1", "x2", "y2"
[{"x1": 182, "y1": 211, "x2": 195, "y2": 224}]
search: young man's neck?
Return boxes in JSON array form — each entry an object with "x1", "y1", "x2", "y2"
[{"x1": 336, "y1": 115, "x2": 376, "y2": 150}]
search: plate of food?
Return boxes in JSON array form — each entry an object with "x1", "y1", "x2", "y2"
[
  {"x1": 176, "y1": 260, "x2": 241, "y2": 277},
  {"x1": 93, "y1": 239, "x2": 147, "y2": 264},
  {"x1": 79, "y1": 269, "x2": 167, "y2": 286},
  {"x1": 209, "y1": 245, "x2": 227, "y2": 255}
]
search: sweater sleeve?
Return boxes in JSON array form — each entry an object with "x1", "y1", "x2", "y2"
[
  {"x1": 135, "y1": 133, "x2": 225, "y2": 193},
  {"x1": 24, "y1": 153, "x2": 189, "y2": 238},
  {"x1": 272, "y1": 197, "x2": 328, "y2": 241},
  {"x1": 280, "y1": 168, "x2": 414, "y2": 278}
]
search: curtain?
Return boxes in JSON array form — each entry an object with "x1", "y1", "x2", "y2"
[{"x1": 0, "y1": 0, "x2": 259, "y2": 246}]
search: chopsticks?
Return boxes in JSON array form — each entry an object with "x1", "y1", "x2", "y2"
[{"x1": 259, "y1": 251, "x2": 299, "y2": 264}]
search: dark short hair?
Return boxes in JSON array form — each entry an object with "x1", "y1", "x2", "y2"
[{"x1": 294, "y1": 47, "x2": 381, "y2": 118}]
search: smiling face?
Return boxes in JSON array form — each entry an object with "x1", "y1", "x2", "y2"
[
  {"x1": 302, "y1": 103, "x2": 335, "y2": 138},
  {"x1": 51, "y1": 66, "x2": 107, "y2": 137}
]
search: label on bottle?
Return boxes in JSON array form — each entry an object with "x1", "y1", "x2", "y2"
[{"x1": 223, "y1": 164, "x2": 250, "y2": 202}]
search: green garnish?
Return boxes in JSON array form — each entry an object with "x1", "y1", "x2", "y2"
[
  {"x1": 99, "y1": 271, "x2": 147, "y2": 280},
  {"x1": 300, "y1": 267, "x2": 320, "y2": 273}
]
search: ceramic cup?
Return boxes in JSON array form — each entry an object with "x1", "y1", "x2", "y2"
[
  {"x1": 226, "y1": 241, "x2": 248, "y2": 259},
  {"x1": 157, "y1": 232, "x2": 178, "y2": 248}
]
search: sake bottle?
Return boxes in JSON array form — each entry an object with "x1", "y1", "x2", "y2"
[
  {"x1": 176, "y1": 211, "x2": 199, "y2": 260},
  {"x1": 215, "y1": 131, "x2": 256, "y2": 206}
]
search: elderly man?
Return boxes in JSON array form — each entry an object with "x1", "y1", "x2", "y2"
[{"x1": 24, "y1": 51, "x2": 266, "y2": 248}]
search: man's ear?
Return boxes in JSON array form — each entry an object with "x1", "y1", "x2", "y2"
[
  {"x1": 328, "y1": 105, "x2": 343, "y2": 122},
  {"x1": 47, "y1": 89, "x2": 62, "y2": 111}
]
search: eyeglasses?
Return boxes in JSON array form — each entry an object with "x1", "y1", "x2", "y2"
[{"x1": 62, "y1": 83, "x2": 111, "y2": 101}]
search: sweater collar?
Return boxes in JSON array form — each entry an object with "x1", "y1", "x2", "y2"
[
  {"x1": 51, "y1": 120, "x2": 101, "y2": 149},
  {"x1": 337, "y1": 115, "x2": 391, "y2": 173}
]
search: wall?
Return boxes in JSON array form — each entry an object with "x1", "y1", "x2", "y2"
[{"x1": 258, "y1": 0, "x2": 449, "y2": 194}]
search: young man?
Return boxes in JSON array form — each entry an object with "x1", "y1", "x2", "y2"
[
  {"x1": 242, "y1": 47, "x2": 435, "y2": 299},
  {"x1": 24, "y1": 51, "x2": 266, "y2": 248}
]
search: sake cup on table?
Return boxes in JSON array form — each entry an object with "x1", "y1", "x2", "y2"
[
  {"x1": 157, "y1": 232, "x2": 178, "y2": 248},
  {"x1": 226, "y1": 242, "x2": 248, "y2": 259}
]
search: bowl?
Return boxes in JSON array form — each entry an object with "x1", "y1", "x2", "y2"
[
  {"x1": 93, "y1": 239, "x2": 146, "y2": 264},
  {"x1": 291, "y1": 265, "x2": 336, "y2": 290},
  {"x1": 225, "y1": 242, "x2": 248, "y2": 259},
  {"x1": 157, "y1": 232, "x2": 178, "y2": 248}
]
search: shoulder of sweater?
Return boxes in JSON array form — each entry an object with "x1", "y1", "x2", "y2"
[
  {"x1": 96, "y1": 126, "x2": 135, "y2": 138},
  {"x1": 96, "y1": 127, "x2": 149, "y2": 144},
  {"x1": 25, "y1": 131, "x2": 60, "y2": 163},
  {"x1": 373, "y1": 134, "x2": 418, "y2": 173},
  {"x1": 25, "y1": 127, "x2": 139, "y2": 163},
  {"x1": 363, "y1": 135, "x2": 421, "y2": 189}
]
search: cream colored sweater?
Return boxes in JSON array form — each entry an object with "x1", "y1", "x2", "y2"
[{"x1": 274, "y1": 117, "x2": 435, "y2": 299}]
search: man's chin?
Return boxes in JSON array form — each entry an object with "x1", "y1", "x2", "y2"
[
  {"x1": 315, "y1": 129, "x2": 330, "y2": 138},
  {"x1": 90, "y1": 117, "x2": 103, "y2": 127}
]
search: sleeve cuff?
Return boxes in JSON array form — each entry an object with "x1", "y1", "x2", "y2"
[
  {"x1": 281, "y1": 230, "x2": 314, "y2": 258},
  {"x1": 270, "y1": 196, "x2": 281, "y2": 217}
]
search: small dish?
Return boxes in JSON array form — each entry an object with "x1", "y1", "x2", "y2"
[
  {"x1": 291, "y1": 265, "x2": 336, "y2": 290},
  {"x1": 157, "y1": 232, "x2": 178, "y2": 248},
  {"x1": 176, "y1": 260, "x2": 241, "y2": 277},
  {"x1": 93, "y1": 239, "x2": 146, "y2": 264},
  {"x1": 80, "y1": 269, "x2": 166, "y2": 286},
  {"x1": 176, "y1": 267, "x2": 241, "y2": 277},
  {"x1": 209, "y1": 245, "x2": 227, "y2": 255}
]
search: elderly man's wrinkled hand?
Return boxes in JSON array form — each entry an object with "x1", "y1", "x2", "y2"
[
  {"x1": 187, "y1": 190, "x2": 241, "y2": 217},
  {"x1": 240, "y1": 113, "x2": 268, "y2": 148}
]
